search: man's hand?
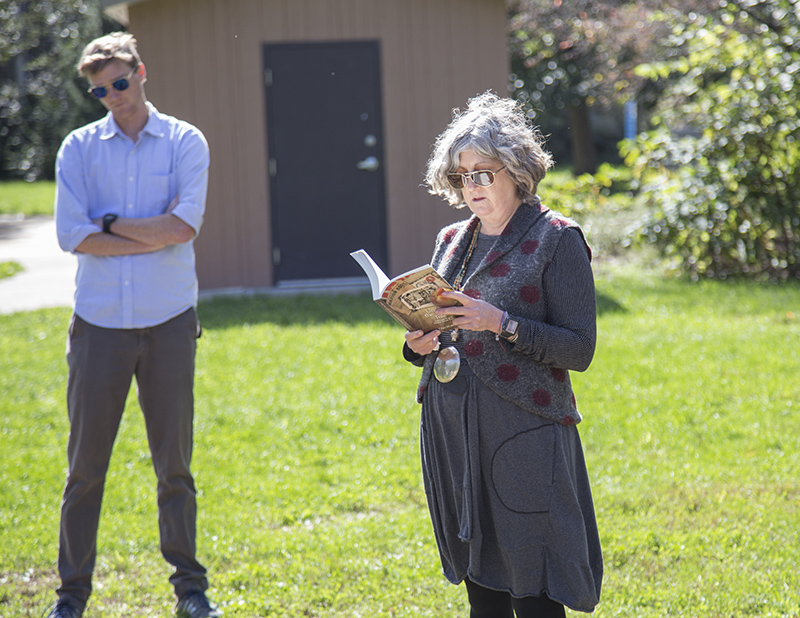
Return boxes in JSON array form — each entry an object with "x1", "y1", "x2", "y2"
[
  {"x1": 76, "y1": 231, "x2": 167, "y2": 256},
  {"x1": 81, "y1": 196, "x2": 194, "y2": 255}
]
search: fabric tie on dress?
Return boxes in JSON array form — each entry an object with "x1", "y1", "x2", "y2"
[{"x1": 457, "y1": 381, "x2": 475, "y2": 543}]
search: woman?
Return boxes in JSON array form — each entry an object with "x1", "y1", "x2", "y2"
[{"x1": 404, "y1": 92, "x2": 603, "y2": 617}]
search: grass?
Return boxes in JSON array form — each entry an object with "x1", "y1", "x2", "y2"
[
  {"x1": 1, "y1": 271, "x2": 800, "y2": 617},
  {"x1": 1, "y1": 261, "x2": 23, "y2": 279},
  {"x1": 0, "y1": 181, "x2": 56, "y2": 218},
  {"x1": 1, "y1": 176, "x2": 799, "y2": 617}
]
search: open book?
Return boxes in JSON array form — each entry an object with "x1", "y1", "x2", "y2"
[{"x1": 350, "y1": 249, "x2": 458, "y2": 333}]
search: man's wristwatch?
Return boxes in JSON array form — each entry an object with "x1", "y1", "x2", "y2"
[
  {"x1": 499, "y1": 311, "x2": 520, "y2": 343},
  {"x1": 102, "y1": 213, "x2": 118, "y2": 234}
]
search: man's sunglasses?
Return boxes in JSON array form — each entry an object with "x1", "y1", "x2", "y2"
[
  {"x1": 88, "y1": 66, "x2": 138, "y2": 99},
  {"x1": 446, "y1": 166, "x2": 506, "y2": 190}
]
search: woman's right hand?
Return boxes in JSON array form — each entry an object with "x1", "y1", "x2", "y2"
[{"x1": 405, "y1": 329, "x2": 441, "y2": 356}]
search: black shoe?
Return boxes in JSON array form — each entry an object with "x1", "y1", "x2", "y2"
[
  {"x1": 44, "y1": 602, "x2": 82, "y2": 618},
  {"x1": 175, "y1": 590, "x2": 222, "y2": 618}
]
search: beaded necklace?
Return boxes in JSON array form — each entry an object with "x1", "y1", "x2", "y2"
[
  {"x1": 452, "y1": 220, "x2": 482, "y2": 291},
  {"x1": 449, "y1": 220, "x2": 482, "y2": 342}
]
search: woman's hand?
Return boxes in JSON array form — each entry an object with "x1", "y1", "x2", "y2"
[
  {"x1": 434, "y1": 290, "x2": 505, "y2": 335},
  {"x1": 405, "y1": 328, "x2": 441, "y2": 356}
]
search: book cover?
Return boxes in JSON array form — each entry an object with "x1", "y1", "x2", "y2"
[{"x1": 350, "y1": 249, "x2": 458, "y2": 333}]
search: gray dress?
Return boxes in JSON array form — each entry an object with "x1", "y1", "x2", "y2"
[{"x1": 419, "y1": 229, "x2": 603, "y2": 613}]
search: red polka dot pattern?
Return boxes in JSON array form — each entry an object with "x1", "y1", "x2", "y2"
[
  {"x1": 521, "y1": 240, "x2": 540, "y2": 254},
  {"x1": 561, "y1": 415, "x2": 577, "y2": 425},
  {"x1": 490, "y1": 263, "x2": 511, "y2": 277},
  {"x1": 520, "y1": 285, "x2": 541, "y2": 304},
  {"x1": 465, "y1": 340, "x2": 484, "y2": 357},
  {"x1": 532, "y1": 389, "x2": 551, "y2": 407},
  {"x1": 463, "y1": 288, "x2": 481, "y2": 299},
  {"x1": 486, "y1": 250, "x2": 503, "y2": 263},
  {"x1": 551, "y1": 367, "x2": 567, "y2": 383},
  {"x1": 443, "y1": 229, "x2": 457, "y2": 244},
  {"x1": 497, "y1": 364, "x2": 520, "y2": 382}
]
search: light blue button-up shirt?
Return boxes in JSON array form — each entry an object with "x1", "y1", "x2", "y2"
[{"x1": 55, "y1": 102, "x2": 209, "y2": 329}]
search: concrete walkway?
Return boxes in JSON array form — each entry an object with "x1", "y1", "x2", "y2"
[
  {"x1": 0, "y1": 216, "x2": 76, "y2": 315},
  {"x1": 0, "y1": 216, "x2": 369, "y2": 315}
]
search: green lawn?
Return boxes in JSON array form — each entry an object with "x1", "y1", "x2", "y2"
[
  {"x1": 1, "y1": 267, "x2": 799, "y2": 617},
  {"x1": 0, "y1": 180, "x2": 56, "y2": 217},
  {"x1": 1, "y1": 261, "x2": 23, "y2": 279}
]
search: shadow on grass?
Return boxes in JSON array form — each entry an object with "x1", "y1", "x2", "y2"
[
  {"x1": 199, "y1": 289, "x2": 628, "y2": 331},
  {"x1": 198, "y1": 292, "x2": 393, "y2": 330},
  {"x1": 596, "y1": 290, "x2": 627, "y2": 315}
]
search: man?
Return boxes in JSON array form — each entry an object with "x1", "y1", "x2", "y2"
[{"x1": 50, "y1": 32, "x2": 220, "y2": 618}]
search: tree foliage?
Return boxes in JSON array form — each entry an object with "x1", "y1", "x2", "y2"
[
  {"x1": 510, "y1": 0, "x2": 672, "y2": 108},
  {"x1": 0, "y1": 0, "x2": 120, "y2": 180},
  {"x1": 625, "y1": 0, "x2": 800, "y2": 280},
  {"x1": 508, "y1": 0, "x2": 693, "y2": 173}
]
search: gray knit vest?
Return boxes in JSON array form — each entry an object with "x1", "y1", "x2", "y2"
[{"x1": 417, "y1": 199, "x2": 590, "y2": 425}]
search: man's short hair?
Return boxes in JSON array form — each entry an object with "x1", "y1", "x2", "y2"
[{"x1": 77, "y1": 32, "x2": 142, "y2": 76}]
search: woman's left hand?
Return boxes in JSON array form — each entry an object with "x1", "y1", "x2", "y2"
[{"x1": 434, "y1": 290, "x2": 504, "y2": 335}]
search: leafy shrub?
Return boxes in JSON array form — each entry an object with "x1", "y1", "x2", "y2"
[
  {"x1": 624, "y1": 1, "x2": 800, "y2": 280},
  {"x1": 542, "y1": 164, "x2": 635, "y2": 217},
  {"x1": 0, "y1": 2, "x2": 121, "y2": 180}
]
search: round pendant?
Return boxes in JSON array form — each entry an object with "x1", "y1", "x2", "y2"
[{"x1": 433, "y1": 346, "x2": 461, "y2": 383}]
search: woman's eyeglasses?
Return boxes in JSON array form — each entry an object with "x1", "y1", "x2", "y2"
[
  {"x1": 88, "y1": 66, "x2": 138, "y2": 99},
  {"x1": 446, "y1": 166, "x2": 506, "y2": 190}
]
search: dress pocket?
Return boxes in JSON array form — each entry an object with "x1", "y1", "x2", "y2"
[{"x1": 491, "y1": 424, "x2": 555, "y2": 513}]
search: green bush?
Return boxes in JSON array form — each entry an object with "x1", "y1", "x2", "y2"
[
  {"x1": 0, "y1": 2, "x2": 121, "y2": 180},
  {"x1": 543, "y1": 164, "x2": 635, "y2": 217},
  {"x1": 624, "y1": 1, "x2": 800, "y2": 280}
]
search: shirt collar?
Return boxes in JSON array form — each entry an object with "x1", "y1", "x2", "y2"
[{"x1": 99, "y1": 101, "x2": 165, "y2": 140}]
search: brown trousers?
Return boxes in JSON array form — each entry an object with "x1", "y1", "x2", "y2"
[{"x1": 57, "y1": 308, "x2": 208, "y2": 611}]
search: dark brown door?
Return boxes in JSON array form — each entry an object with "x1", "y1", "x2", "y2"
[{"x1": 264, "y1": 41, "x2": 387, "y2": 283}]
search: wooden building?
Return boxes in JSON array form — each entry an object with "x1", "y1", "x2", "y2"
[{"x1": 101, "y1": 0, "x2": 509, "y2": 292}]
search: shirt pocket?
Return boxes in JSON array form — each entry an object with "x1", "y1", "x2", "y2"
[
  {"x1": 491, "y1": 424, "x2": 555, "y2": 514},
  {"x1": 142, "y1": 173, "x2": 176, "y2": 215}
]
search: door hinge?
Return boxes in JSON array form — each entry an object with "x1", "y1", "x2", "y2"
[
  {"x1": 264, "y1": 68, "x2": 273, "y2": 87},
  {"x1": 273, "y1": 247, "x2": 281, "y2": 265}
]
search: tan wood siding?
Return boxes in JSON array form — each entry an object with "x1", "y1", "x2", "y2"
[{"x1": 128, "y1": 0, "x2": 508, "y2": 289}]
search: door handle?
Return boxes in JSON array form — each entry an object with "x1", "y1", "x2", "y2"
[{"x1": 356, "y1": 156, "x2": 380, "y2": 172}]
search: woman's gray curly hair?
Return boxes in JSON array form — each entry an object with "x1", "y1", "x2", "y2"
[{"x1": 425, "y1": 91, "x2": 553, "y2": 207}]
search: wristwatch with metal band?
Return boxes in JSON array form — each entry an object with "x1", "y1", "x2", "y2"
[{"x1": 103, "y1": 213, "x2": 118, "y2": 234}]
